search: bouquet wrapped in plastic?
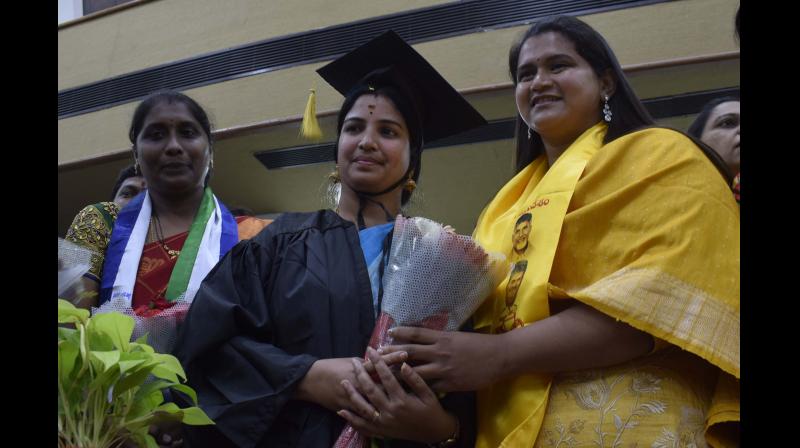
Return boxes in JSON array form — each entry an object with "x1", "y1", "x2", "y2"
[
  {"x1": 92, "y1": 296, "x2": 190, "y2": 354},
  {"x1": 58, "y1": 238, "x2": 94, "y2": 304},
  {"x1": 335, "y1": 216, "x2": 508, "y2": 448}
]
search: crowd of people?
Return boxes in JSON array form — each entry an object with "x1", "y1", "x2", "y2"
[{"x1": 62, "y1": 13, "x2": 739, "y2": 448}]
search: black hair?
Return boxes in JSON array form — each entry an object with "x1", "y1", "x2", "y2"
[
  {"x1": 110, "y1": 164, "x2": 139, "y2": 201},
  {"x1": 335, "y1": 79, "x2": 423, "y2": 205},
  {"x1": 515, "y1": 213, "x2": 532, "y2": 225},
  {"x1": 508, "y1": 16, "x2": 733, "y2": 184},
  {"x1": 228, "y1": 207, "x2": 255, "y2": 217},
  {"x1": 687, "y1": 96, "x2": 740, "y2": 139},
  {"x1": 508, "y1": 16, "x2": 654, "y2": 173},
  {"x1": 128, "y1": 90, "x2": 214, "y2": 186}
]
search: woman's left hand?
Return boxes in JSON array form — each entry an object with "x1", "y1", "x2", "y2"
[
  {"x1": 337, "y1": 347, "x2": 457, "y2": 444},
  {"x1": 378, "y1": 327, "x2": 504, "y2": 393}
]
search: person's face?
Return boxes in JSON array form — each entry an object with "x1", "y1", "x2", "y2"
[
  {"x1": 515, "y1": 32, "x2": 613, "y2": 149},
  {"x1": 506, "y1": 269, "x2": 526, "y2": 306},
  {"x1": 513, "y1": 219, "x2": 532, "y2": 254},
  {"x1": 113, "y1": 176, "x2": 146, "y2": 209},
  {"x1": 337, "y1": 94, "x2": 411, "y2": 196},
  {"x1": 700, "y1": 101, "x2": 740, "y2": 174},
  {"x1": 134, "y1": 101, "x2": 211, "y2": 196}
]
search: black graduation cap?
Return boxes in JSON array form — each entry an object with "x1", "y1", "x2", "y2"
[{"x1": 316, "y1": 30, "x2": 487, "y2": 144}]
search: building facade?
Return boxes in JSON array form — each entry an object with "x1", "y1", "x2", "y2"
[{"x1": 58, "y1": 0, "x2": 740, "y2": 235}]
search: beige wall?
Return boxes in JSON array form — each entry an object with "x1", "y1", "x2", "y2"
[
  {"x1": 58, "y1": 0, "x2": 451, "y2": 90},
  {"x1": 58, "y1": 0, "x2": 740, "y2": 235}
]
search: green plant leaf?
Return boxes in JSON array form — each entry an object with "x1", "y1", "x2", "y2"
[
  {"x1": 128, "y1": 387, "x2": 167, "y2": 421},
  {"x1": 142, "y1": 434, "x2": 160, "y2": 448},
  {"x1": 58, "y1": 339, "x2": 80, "y2": 385},
  {"x1": 154, "y1": 402, "x2": 181, "y2": 414},
  {"x1": 88, "y1": 363, "x2": 121, "y2": 392},
  {"x1": 118, "y1": 358, "x2": 149, "y2": 374},
  {"x1": 58, "y1": 299, "x2": 89, "y2": 324},
  {"x1": 169, "y1": 383, "x2": 198, "y2": 406},
  {"x1": 89, "y1": 350, "x2": 121, "y2": 372},
  {"x1": 128, "y1": 431, "x2": 159, "y2": 448},
  {"x1": 87, "y1": 328, "x2": 115, "y2": 352},
  {"x1": 90, "y1": 312, "x2": 134, "y2": 351},
  {"x1": 149, "y1": 353, "x2": 186, "y2": 382},
  {"x1": 129, "y1": 342, "x2": 155, "y2": 354},
  {"x1": 134, "y1": 379, "x2": 173, "y2": 402},
  {"x1": 57, "y1": 326, "x2": 76, "y2": 341},
  {"x1": 180, "y1": 406, "x2": 215, "y2": 425},
  {"x1": 134, "y1": 333, "x2": 149, "y2": 345},
  {"x1": 115, "y1": 364, "x2": 158, "y2": 397}
]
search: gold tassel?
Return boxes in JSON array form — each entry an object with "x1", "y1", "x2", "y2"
[{"x1": 299, "y1": 88, "x2": 323, "y2": 141}]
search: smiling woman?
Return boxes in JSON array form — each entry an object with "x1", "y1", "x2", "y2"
[
  {"x1": 173, "y1": 31, "x2": 486, "y2": 448},
  {"x1": 380, "y1": 16, "x2": 740, "y2": 448}
]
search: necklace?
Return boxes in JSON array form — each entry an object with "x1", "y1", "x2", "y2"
[{"x1": 149, "y1": 214, "x2": 181, "y2": 260}]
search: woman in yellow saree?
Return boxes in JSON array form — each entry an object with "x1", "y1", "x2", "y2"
[{"x1": 382, "y1": 16, "x2": 739, "y2": 447}]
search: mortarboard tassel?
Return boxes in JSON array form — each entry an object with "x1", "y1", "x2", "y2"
[{"x1": 299, "y1": 87, "x2": 323, "y2": 141}]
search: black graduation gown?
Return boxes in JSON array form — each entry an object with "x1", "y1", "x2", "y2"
[{"x1": 174, "y1": 210, "x2": 475, "y2": 448}]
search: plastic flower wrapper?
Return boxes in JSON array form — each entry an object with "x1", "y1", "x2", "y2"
[
  {"x1": 335, "y1": 216, "x2": 508, "y2": 448},
  {"x1": 58, "y1": 237, "x2": 95, "y2": 304},
  {"x1": 92, "y1": 294, "x2": 191, "y2": 354}
]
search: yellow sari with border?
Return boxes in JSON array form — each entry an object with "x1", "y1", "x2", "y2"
[{"x1": 473, "y1": 123, "x2": 739, "y2": 447}]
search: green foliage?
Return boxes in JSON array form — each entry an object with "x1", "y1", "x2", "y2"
[{"x1": 57, "y1": 299, "x2": 213, "y2": 448}]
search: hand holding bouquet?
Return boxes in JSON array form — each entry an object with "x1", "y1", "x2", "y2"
[{"x1": 335, "y1": 216, "x2": 508, "y2": 448}]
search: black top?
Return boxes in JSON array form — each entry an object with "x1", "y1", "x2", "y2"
[{"x1": 175, "y1": 210, "x2": 475, "y2": 447}]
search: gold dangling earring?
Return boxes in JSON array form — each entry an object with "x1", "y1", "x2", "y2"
[
  {"x1": 328, "y1": 165, "x2": 341, "y2": 183},
  {"x1": 404, "y1": 178, "x2": 417, "y2": 192}
]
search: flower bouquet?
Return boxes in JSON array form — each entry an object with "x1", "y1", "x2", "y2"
[{"x1": 334, "y1": 216, "x2": 508, "y2": 448}]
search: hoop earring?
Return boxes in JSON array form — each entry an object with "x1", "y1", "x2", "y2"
[
  {"x1": 603, "y1": 95, "x2": 613, "y2": 123},
  {"x1": 527, "y1": 127, "x2": 532, "y2": 140}
]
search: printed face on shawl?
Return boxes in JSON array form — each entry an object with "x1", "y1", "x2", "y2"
[
  {"x1": 134, "y1": 101, "x2": 211, "y2": 196},
  {"x1": 512, "y1": 214, "x2": 532, "y2": 255},
  {"x1": 515, "y1": 32, "x2": 612, "y2": 150},
  {"x1": 505, "y1": 266, "x2": 527, "y2": 306},
  {"x1": 113, "y1": 176, "x2": 146, "y2": 209},
  {"x1": 338, "y1": 94, "x2": 412, "y2": 194},
  {"x1": 701, "y1": 101, "x2": 740, "y2": 174}
]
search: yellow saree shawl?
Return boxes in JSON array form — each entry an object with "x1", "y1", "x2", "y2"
[{"x1": 472, "y1": 123, "x2": 739, "y2": 447}]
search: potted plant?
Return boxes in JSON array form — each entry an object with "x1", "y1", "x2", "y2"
[{"x1": 58, "y1": 299, "x2": 213, "y2": 448}]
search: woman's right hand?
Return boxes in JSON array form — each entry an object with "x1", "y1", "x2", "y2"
[{"x1": 294, "y1": 352, "x2": 407, "y2": 411}]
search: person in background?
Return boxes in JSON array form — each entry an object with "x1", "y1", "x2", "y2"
[
  {"x1": 688, "y1": 97, "x2": 740, "y2": 203},
  {"x1": 110, "y1": 164, "x2": 146, "y2": 209}
]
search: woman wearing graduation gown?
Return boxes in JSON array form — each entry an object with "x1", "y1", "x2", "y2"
[
  {"x1": 174, "y1": 31, "x2": 486, "y2": 448},
  {"x1": 381, "y1": 16, "x2": 740, "y2": 447}
]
